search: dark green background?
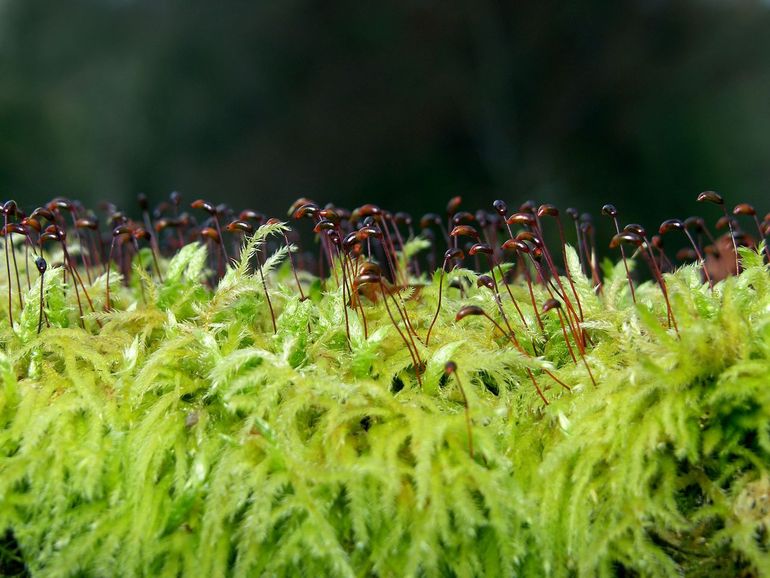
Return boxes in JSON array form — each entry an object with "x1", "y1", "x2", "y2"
[{"x1": 1, "y1": 0, "x2": 769, "y2": 230}]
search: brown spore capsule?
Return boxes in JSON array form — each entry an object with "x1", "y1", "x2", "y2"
[
  {"x1": 452, "y1": 211, "x2": 475, "y2": 226},
  {"x1": 449, "y1": 225, "x2": 479, "y2": 241},
  {"x1": 476, "y1": 274, "x2": 495, "y2": 291},
  {"x1": 506, "y1": 213, "x2": 536, "y2": 227},
  {"x1": 446, "y1": 196, "x2": 462, "y2": 215},
  {"x1": 534, "y1": 203, "x2": 556, "y2": 218},
  {"x1": 697, "y1": 191, "x2": 724, "y2": 205},
  {"x1": 444, "y1": 360, "x2": 473, "y2": 459}
]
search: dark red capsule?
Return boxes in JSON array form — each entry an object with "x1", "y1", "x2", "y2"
[
  {"x1": 659, "y1": 219, "x2": 684, "y2": 235},
  {"x1": 456, "y1": 305, "x2": 485, "y2": 321},
  {"x1": 697, "y1": 191, "x2": 724, "y2": 205}
]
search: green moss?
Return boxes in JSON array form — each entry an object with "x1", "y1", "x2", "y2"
[{"x1": 0, "y1": 223, "x2": 768, "y2": 577}]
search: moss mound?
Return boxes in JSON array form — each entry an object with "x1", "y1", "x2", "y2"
[{"x1": 0, "y1": 216, "x2": 769, "y2": 576}]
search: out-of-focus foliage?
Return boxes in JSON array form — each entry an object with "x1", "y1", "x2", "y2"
[{"x1": 1, "y1": 0, "x2": 770, "y2": 223}]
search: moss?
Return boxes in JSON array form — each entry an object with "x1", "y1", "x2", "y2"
[{"x1": 0, "y1": 214, "x2": 768, "y2": 576}]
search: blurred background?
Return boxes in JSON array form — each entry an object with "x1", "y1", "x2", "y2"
[{"x1": 1, "y1": 0, "x2": 769, "y2": 231}]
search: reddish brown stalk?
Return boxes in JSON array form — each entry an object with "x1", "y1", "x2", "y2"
[
  {"x1": 393, "y1": 212, "x2": 419, "y2": 277},
  {"x1": 22, "y1": 215, "x2": 44, "y2": 266},
  {"x1": 133, "y1": 228, "x2": 163, "y2": 282},
  {"x1": 105, "y1": 226, "x2": 131, "y2": 311},
  {"x1": 7, "y1": 223, "x2": 36, "y2": 294},
  {"x1": 477, "y1": 274, "x2": 516, "y2": 338},
  {"x1": 602, "y1": 204, "x2": 636, "y2": 303},
  {"x1": 2, "y1": 223, "x2": 12, "y2": 327},
  {"x1": 192, "y1": 199, "x2": 230, "y2": 272},
  {"x1": 3, "y1": 202, "x2": 23, "y2": 317},
  {"x1": 683, "y1": 217, "x2": 710, "y2": 261},
  {"x1": 470, "y1": 242, "x2": 529, "y2": 329},
  {"x1": 13, "y1": 214, "x2": 31, "y2": 291},
  {"x1": 542, "y1": 297, "x2": 577, "y2": 363},
  {"x1": 326, "y1": 230, "x2": 351, "y2": 350},
  {"x1": 362, "y1": 220, "x2": 420, "y2": 338},
  {"x1": 36, "y1": 257, "x2": 48, "y2": 333},
  {"x1": 446, "y1": 196, "x2": 463, "y2": 250},
  {"x1": 543, "y1": 299, "x2": 596, "y2": 386},
  {"x1": 579, "y1": 217, "x2": 602, "y2": 292},
  {"x1": 377, "y1": 220, "x2": 405, "y2": 284},
  {"x1": 3, "y1": 224, "x2": 30, "y2": 314},
  {"x1": 733, "y1": 203, "x2": 770, "y2": 262},
  {"x1": 537, "y1": 204, "x2": 584, "y2": 321},
  {"x1": 40, "y1": 227, "x2": 97, "y2": 328},
  {"x1": 8, "y1": 228, "x2": 22, "y2": 311},
  {"x1": 651, "y1": 235, "x2": 673, "y2": 272},
  {"x1": 516, "y1": 232, "x2": 585, "y2": 345},
  {"x1": 688, "y1": 216, "x2": 718, "y2": 251},
  {"x1": 358, "y1": 272, "x2": 423, "y2": 386},
  {"x1": 137, "y1": 194, "x2": 164, "y2": 282},
  {"x1": 519, "y1": 239, "x2": 587, "y2": 354},
  {"x1": 501, "y1": 239, "x2": 544, "y2": 330},
  {"x1": 169, "y1": 191, "x2": 186, "y2": 248},
  {"x1": 70, "y1": 210, "x2": 94, "y2": 284},
  {"x1": 75, "y1": 218, "x2": 104, "y2": 276},
  {"x1": 421, "y1": 212, "x2": 450, "y2": 250},
  {"x1": 200, "y1": 226, "x2": 223, "y2": 281},
  {"x1": 376, "y1": 212, "x2": 406, "y2": 286},
  {"x1": 659, "y1": 219, "x2": 713, "y2": 288},
  {"x1": 50, "y1": 198, "x2": 96, "y2": 285},
  {"x1": 566, "y1": 208, "x2": 587, "y2": 276},
  {"x1": 343, "y1": 232, "x2": 368, "y2": 339},
  {"x1": 297, "y1": 204, "x2": 336, "y2": 288},
  {"x1": 619, "y1": 226, "x2": 679, "y2": 335},
  {"x1": 522, "y1": 214, "x2": 586, "y2": 348},
  {"x1": 456, "y1": 305, "x2": 571, "y2": 405},
  {"x1": 444, "y1": 361, "x2": 473, "y2": 459},
  {"x1": 426, "y1": 248, "x2": 464, "y2": 346},
  {"x1": 62, "y1": 233, "x2": 98, "y2": 319},
  {"x1": 282, "y1": 229, "x2": 305, "y2": 300},
  {"x1": 698, "y1": 191, "x2": 739, "y2": 274},
  {"x1": 419, "y1": 214, "x2": 443, "y2": 270},
  {"x1": 385, "y1": 281, "x2": 423, "y2": 366}
]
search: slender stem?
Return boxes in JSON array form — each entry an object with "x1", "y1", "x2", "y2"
[
  {"x1": 340, "y1": 252, "x2": 351, "y2": 350},
  {"x1": 612, "y1": 217, "x2": 636, "y2": 304},
  {"x1": 37, "y1": 267, "x2": 46, "y2": 334},
  {"x1": 105, "y1": 238, "x2": 116, "y2": 311},
  {"x1": 557, "y1": 308, "x2": 595, "y2": 386},
  {"x1": 283, "y1": 231, "x2": 305, "y2": 300},
  {"x1": 254, "y1": 245, "x2": 277, "y2": 334},
  {"x1": 752, "y1": 214, "x2": 770, "y2": 263},
  {"x1": 683, "y1": 229, "x2": 713, "y2": 288},
  {"x1": 70, "y1": 213, "x2": 94, "y2": 285},
  {"x1": 9, "y1": 234, "x2": 23, "y2": 311},
  {"x1": 379, "y1": 281, "x2": 422, "y2": 387},
  {"x1": 451, "y1": 369, "x2": 474, "y2": 459},
  {"x1": 480, "y1": 310, "x2": 570, "y2": 399},
  {"x1": 722, "y1": 206, "x2": 740, "y2": 274},
  {"x1": 495, "y1": 263, "x2": 528, "y2": 329},
  {"x1": 554, "y1": 307, "x2": 577, "y2": 363},
  {"x1": 426, "y1": 258, "x2": 447, "y2": 346},
  {"x1": 556, "y1": 218, "x2": 584, "y2": 320},
  {"x1": 142, "y1": 209, "x2": 164, "y2": 282},
  {"x1": 5, "y1": 217, "x2": 13, "y2": 326}
]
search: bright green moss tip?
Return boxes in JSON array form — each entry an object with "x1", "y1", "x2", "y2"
[{"x1": 0, "y1": 219, "x2": 769, "y2": 577}]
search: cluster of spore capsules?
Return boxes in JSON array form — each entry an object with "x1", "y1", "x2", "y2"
[{"x1": 1, "y1": 191, "x2": 768, "y2": 404}]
